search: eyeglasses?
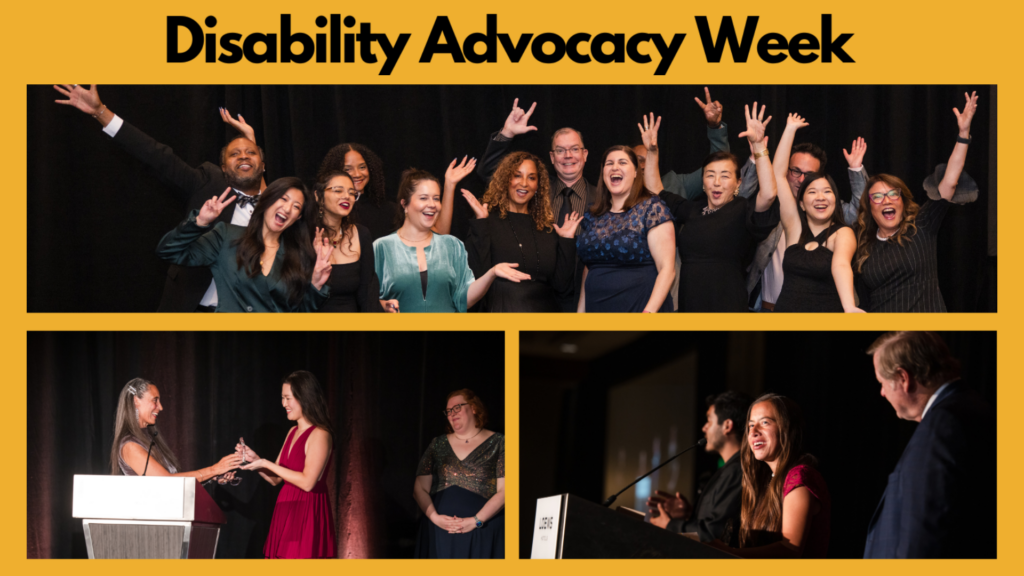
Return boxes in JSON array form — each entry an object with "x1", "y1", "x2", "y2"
[
  {"x1": 324, "y1": 186, "x2": 361, "y2": 202},
  {"x1": 553, "y1": 146, "x2": 583, "y2": 157},
  {"x1": 869, "y1": 189, "x2": 902, "y2": 204},
  {"x1": 787, "y1": 167, "x2": 815, "y2": 179},
  {"x1": 444, "y1": 403, "x2": 469, "y2": 417}
]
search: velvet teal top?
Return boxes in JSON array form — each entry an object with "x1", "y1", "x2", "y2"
[
  {"x1": 156, "y1": 210, "x2": 329, "y2": 312},
  {"x1": 373, "y1": 233, "x2": 475, "y2": 313}
]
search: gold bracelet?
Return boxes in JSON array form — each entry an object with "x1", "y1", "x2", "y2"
[{"x1": 752, "y1": 148, "x2": 769, "y2": 159}]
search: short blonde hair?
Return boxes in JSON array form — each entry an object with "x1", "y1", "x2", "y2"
[{"x1": 867, "y1": 332, "x2": 961, "y2": 388}]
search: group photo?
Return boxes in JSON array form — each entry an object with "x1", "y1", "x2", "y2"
[
  {"x1": 28, "y1": 84, "x2": 995, "y2": 313},
  {"x1": 519, "y1": 331, "x2": 995, "y2": 558},
  {"x1": 27, "y1": 331, "x2": 506, "y2": 559}
]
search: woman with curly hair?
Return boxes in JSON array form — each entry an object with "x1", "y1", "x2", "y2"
[
  {"x1": 854, "y1": 92, "x2": 980, "y2": 313},
  {"x1": 710, "y1": 393, "x2": 831, "y2": 558},
  {"x1": 317, "y1": 143, "x2": 402, "y2": 242},
  {"x1": 457, "y1": 151, "x2": 581, "y2": 312}
]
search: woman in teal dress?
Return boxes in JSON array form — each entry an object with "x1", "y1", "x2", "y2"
[
  {"x1": 156, "y1": 177, "x2": 333, "y2": 312},
  {"x1": 372, "y1": 168, "x2": 528, "y2": 313}
]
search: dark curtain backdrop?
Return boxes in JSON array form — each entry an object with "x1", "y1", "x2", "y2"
[
  {"x1": 27, "y1": 331, "x2": 505, "y2": 559},
  {"x1": 27, "y1": 84, "x2": 994, "y2": 312},
  {"x1": 519, "y1": 331, "x2": 996, "y2": 559}
]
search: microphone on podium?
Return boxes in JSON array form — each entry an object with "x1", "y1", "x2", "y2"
[
  {"x1": 142, "y1": 425, "x2": 159, "y2": 476},
  {"x1": 603, "y1": 437, "x2": 707, "y2": 507}
]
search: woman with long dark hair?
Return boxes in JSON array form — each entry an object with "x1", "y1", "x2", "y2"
[
  {"x1": 711, "y1": 393, "x2": 831, "y2": 558},
  {"x1": 458, "y1": 151, "x2": 581, "y2": 312},
  {"x1": 239, "y1": 371, "x2": 336, "y2": 559},
  {"x1": 373, "y1": 168, "x2": 528, "y2": 313},
  {"x1": 156, "y1": 177, "x2": 333, "y2": 312},
  {"x1": 314, "y1": 170, "x2": 385, "y2": 312},
  {"x1": 576, "y1": 145, "x2": 676, "y2": 312},
  {"x1": 317, "y1": 143, "x2": 402, "y2": 241},
  {"x1": 853, "y1": 92, "x2": 980, "y2": 312},
  {"x1": 110, "y1": 378, "x2": 241, "y2": 481},
  {"x1": 414, "y1": 389, "x2": 504, "y2": 558},
  {"x1": 771, "y1": 113, "x2": 860, "y2": 312}
]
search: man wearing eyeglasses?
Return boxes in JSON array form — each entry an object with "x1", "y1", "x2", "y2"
[
  {"x1": 738, "y1": 138, "x2": 868, "y2": 311},
  {"x1": 53, "y1": 84, "x2": 267, "y2": 312}
]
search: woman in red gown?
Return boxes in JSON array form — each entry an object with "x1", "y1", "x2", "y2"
[{"x1": 239, "y1": 371, "x2": 336, "y2": 558}]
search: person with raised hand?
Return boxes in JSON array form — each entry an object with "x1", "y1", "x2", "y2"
[
  {"x1": 854, "y1": 91, "x2": 981, "y2": 312},
  {"x1": 53, "y1": 84, "x2": 269, "y2": 312},
  {"x1": 431, "y1": 155, "x2": 478, "y2": 235},
  {"x1": 373, "y1": 169, "x2": 529, "y2": 313},
  {"x1": 770, "y1": 113, "x2": 861, "y2": 313},
  {"x1": 646, "y1": 104, "x2": 780, "y2": 312},
  {"x1": 458, "y1": 151, "x2": 580, "y2": 312},
  {"x1": 156, "y1": 177, "x2": 331, "y2": 312}
]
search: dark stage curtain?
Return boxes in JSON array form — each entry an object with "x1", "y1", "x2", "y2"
[
  {"x1": 26, "y1": 331, "x2": 505, "y2": 559},
  {"x1": 27, "y1": 85, "x2": 994, "y2": 311}
]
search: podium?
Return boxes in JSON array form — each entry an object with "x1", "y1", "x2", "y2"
[
  {"x1": 531, "y1": 494, "x2": 736, "y2": 559},
  {"x1": 72, "y1": 475, "x2": 227, "y2": 559}
]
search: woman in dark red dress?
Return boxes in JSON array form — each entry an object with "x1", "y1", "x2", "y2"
[{"x1": 239, "y1": 371, "x2": 336, "y2": 558}]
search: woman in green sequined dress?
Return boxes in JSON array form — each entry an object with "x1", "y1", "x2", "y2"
[{"x1": 414, "y1": 389, "x2": 504, "y2": 558}]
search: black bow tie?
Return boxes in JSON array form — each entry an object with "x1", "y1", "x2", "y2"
[{"x1": 235, "y1": 191, "x2": 259, "y2": 208}]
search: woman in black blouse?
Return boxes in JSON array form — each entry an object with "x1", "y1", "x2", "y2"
[
  {"x1": 853, "y1": 91, "x2": 979, "y2": 312},
  {"x1": 458, "y1": 151, "x2": 581, "y2": 312},
  {"x1": 317, "y1": 143, "x2": 402, "y2": 241},
  {"x1": 641, "y1": 106, "x2": 780, "y2": 312},
  {"x1": 314, "y1": 170, "x2": 387, "y2": 312}
]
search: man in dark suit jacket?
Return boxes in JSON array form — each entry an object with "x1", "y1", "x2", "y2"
[
  {"x1": 864, "y1": 332, "x2": 996, "y2": 559},
  {"x1": 55, "y1": 84, "x2": 265, "y2": 312},
  {"x1": 646, "y1": 391, "x2": 751, "y2": 546},
  {"x1": 476, "y1": 99, "x2": 597, "y2": 312}
]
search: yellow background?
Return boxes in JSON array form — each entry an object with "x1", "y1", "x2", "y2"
[{"x1": 1, "y1": 0, "x2": 1013, "y2": 572}]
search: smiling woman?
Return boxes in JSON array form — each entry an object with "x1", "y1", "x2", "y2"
[{"x1": 155, "y1": 177, "x2": 334, "y2": 312}]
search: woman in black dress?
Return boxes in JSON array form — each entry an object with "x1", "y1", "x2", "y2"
[
  {"x1": 458, "y1": 151, "x2": 581, "y2": 312},
  {"x1": 853, "y1": 91, "x2": 979, "y2": 312},
  {"x1": 641, "y1": 106, "x2": 780, "y2": 312},
  {"x1": 771, "y1": 113, "x2": 860, "y2": 313},
  {"x1": 317, "y1": 143, "x2": 401, "y2": 241},
  {"x1": 314, "y1": 170, "x2": 386, "y2": 312}
]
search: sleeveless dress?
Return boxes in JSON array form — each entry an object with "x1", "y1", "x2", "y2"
[
  {"x1": 117, "y1": 435, "x2": 177, "y2": 475},
  {"x1": 773, "y1": 226, "x2": 847, "y2": 312},
  {"x1": 415, "y1": 433, "x2": 505, "y2": 558},
  {"x1": 263, "y1": 426, "x2": 336, "y2": 559}
]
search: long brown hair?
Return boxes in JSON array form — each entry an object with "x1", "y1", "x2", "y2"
[
  {"x1": 283, "y1": 371, "x2": 335, "y2": 439},
  {"x1": 482, "y1": 152, "x2": 554, "y2": 231},
  {"x1": 854, "y1": 174, "x2": 920, "y2": 273},
  {"x1": 109, "y1": 378, "x2": 180, "y2": 475},
  {"x1": 739, "y1": 393, "x2": 815, "y2": 548},
  {"x1": 233, "y1": 177, "x2": 317, "y2": 306},
  {"x1": 591, "y1": 146, "x2": 652, "y2": 217},
  {"x1": 315, "y1": 170, "x2": 356, "y2": 253}
]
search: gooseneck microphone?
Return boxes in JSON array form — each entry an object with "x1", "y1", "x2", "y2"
[
  {"x1": 603, "y1": 437, "x2": 707, "y2": 507},
  {"x1": 142, "y1": 425, "x2": 159, "y2": 476}
]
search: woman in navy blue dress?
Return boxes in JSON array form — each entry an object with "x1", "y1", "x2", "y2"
[{"x1": 576, "y1": 146, "x2": 676, "y2": 313}]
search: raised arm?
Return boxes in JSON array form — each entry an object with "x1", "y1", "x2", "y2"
[
  {"x1": 435, "y1": 156, "x2": 477, "y2": 235},
  {"x1": 639, "y1": 113, "x2": 665, "y2": 193},
  {"x1": 842, "y1": 137, "x2": 868, "y2": 223},
  {"x1": 476, "y1": 99, "x2": 537, "y2": 182},
  {"x1": 738, "y1": 103, "x2": 776, "y2": 213},
  {"x1": 219, "y1": 107, "x2": 267, "y2": 192},
  {"x1": 773, "y1": 114, "x2": 809, "y2": 244},
  {"x1": 155, "y1": 189, "x2": 236, "y2": 267},
  {"x1": 241, "y1": 428, "x2": 332, "y2": 492},
  {"x1": 939, "y1": 91, "x2": 979, "y2": 200}
]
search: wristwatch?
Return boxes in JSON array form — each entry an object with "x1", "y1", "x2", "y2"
[
  {"x1": 474, "y1": 516, "x2": 483, "y2": 529},
  {"x1": 956, "y1": 135, "x2": 971, "y2": 145}
]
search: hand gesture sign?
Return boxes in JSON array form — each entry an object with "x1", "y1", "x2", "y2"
[
  {"x1": 553, "y1": 211, "x2": 582, "y2": 238},
  {"x1": 500, "y1": 98, "x2": 538, "y2": 138},
  {"x1": 53, "y1": 84, "x2": 103, "y2": 116},
  {"x1": 461, "y1": 189, "x2": 490, "y2": 220},
  {"x1": 197, "y1": 188, "x2": 237, "y2": 226},
  {"x1": 445, "y1": 156, "x2": 477, "y2": 187},
  {"x1": 786, "y1": 113, "x2": 809, "y2": 131},
  {"x1": 953, "y1": 91, "x2": 979, "y2": 137},
  {"x1": 842, "y1": 137, "x2": 867, "y2": 169},
  {"x1": 747, "y1": 135, "x2": 769, "y2": 159},
  {"x1": 493, "y1": 262, "x2": 531, "y2": 283},
  {"x1": 694, "y1": 87, "x2": 723, "y2": 128},
  {"x1": 311, "y1": 228, "x2": 333, "y2": 290},
  {"x1": 738, "y1": 102, "x2": 772, "y2": 145},
  {"x1": 637, "y1": 112, "x2": 662, "y2": 150},
  {"x1": 219, "y1": 107, "x2": 256, "y2": 142}
]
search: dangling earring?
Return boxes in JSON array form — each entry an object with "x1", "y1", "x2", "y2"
[{"x1": 318, "y1": 201, "x2": 324, "y2": 220}]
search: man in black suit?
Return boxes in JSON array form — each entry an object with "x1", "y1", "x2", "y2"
[
  {"x1": 646, "y1": 391, "x2": 751, "y2": 546},
  {"x1": 54, "y1": 84, "x2": 265, "y2": 312},
  {"x1": 863, "y1": 332, "x2": 996, "y2": 558},
  {"x1": 476, "y1": 99, "x2": 597, "y2": 312}
]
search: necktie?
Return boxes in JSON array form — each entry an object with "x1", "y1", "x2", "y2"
[{"x1": 557, "y1": 188, "x2": 573, "y2": 227}]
